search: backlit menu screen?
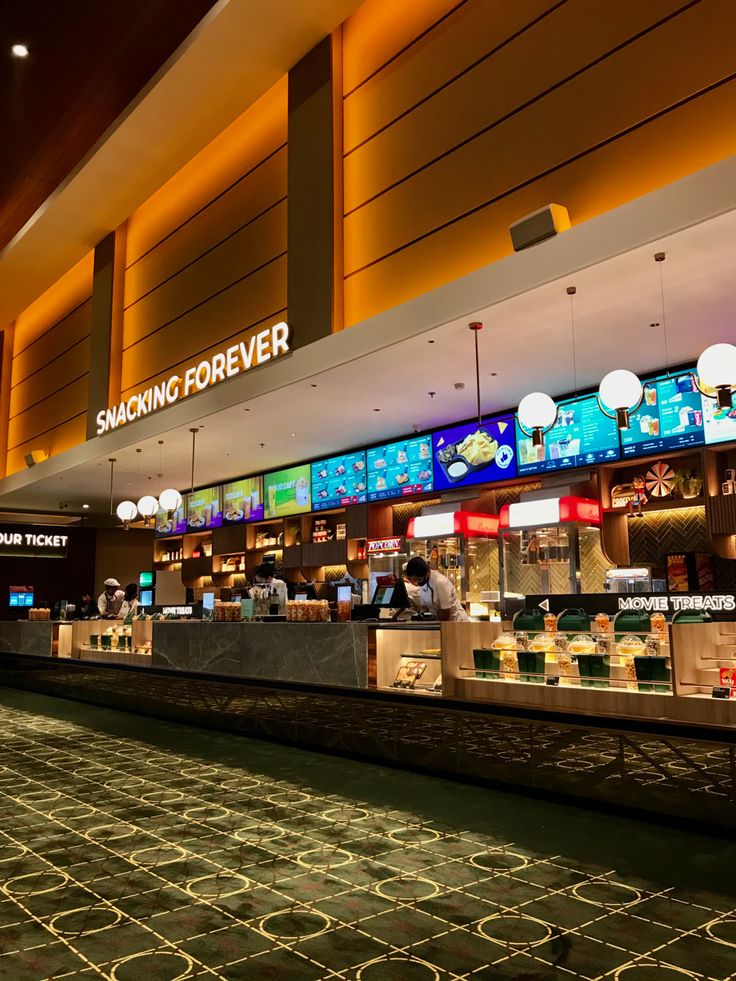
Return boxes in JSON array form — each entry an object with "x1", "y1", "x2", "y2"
[
  {"x1": 366, "y1": 436, "x2": 433, "y2": 502},
  {"x1": 311, "y1": 451, "x2": 367, "y2": 510},
  {"x1": 516, "y1": 394, "x2": 620, "y2": 475},
  {"x1": 621, "y1": 373, "x2": 705, "y2": 458}
]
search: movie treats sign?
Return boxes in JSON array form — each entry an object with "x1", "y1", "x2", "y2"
[
  {"x1": 618, "y1": 594, "x2": 735, "y2": 613},
  {"x1": 0, "y1": 530, "x2": 70, "y2": 559},
  {"x1": 95, "y1": 321, "x2": 291, "y2": 436}
]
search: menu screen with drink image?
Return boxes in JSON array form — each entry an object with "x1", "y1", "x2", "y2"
[
  {"x1": 222, "y1": 477, "x2": 264, "y2": 524},
  {"x1": 621, "y1": 373, "x2": 705, "y2": 458},
  {"x1": 155, "y1": 502, "x2": 187, "y2": 537},
  {"x1": 366, "y1": 436, "x2": 433, "y2": 502},
  {"x1": 264, "y1": 464, "x2": 311, "y2": 518},
  {"x1": 311, "y1": 451, "x2": 367, "y2": 510},
  {"x1": 186, "y1": 486, "x2": 223, "y2": 530},
  {"x1": 516, "y1": 394, "x2": 620, "y2": 475}
]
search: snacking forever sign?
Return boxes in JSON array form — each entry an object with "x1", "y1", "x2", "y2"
[{"x1": 96, "y1": 321, "x2": 291, "y2": 436}]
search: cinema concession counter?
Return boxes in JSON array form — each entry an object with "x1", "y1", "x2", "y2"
[{"x1": 2, "y1": 603, "x2": 736, "y2": 728}]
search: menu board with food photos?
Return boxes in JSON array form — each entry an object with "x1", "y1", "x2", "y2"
[
  {"x1": 366, "y1": 436, "x2": 433, "y2": 502},
  {"x1": 311, "y1": 451, "x2": 367, "y2": 510},
  {"x1": 701, "y1": 392, "x2": 736, "y2": 445},
  {"x1": 621, "y1": 373, "x2": 705, "y2": 459},
  {"x1": 155, "y1": 503, "x2": 186, "y2": 537},
  {"x1": 516, "y1": 394, "x2": 620, "y2": 475},
  {"x1": 264, "y1": 464, "x2": 311, "y2": 518},
  {"x1": 222, "y1": 477, "x2": 264, "y2": 524},
  {"x1": 186, "y1": 486, "x2": 223, "y2": 530},
  {"x1": 432, "y1": 415, "x2": 516, "y2": 491}
]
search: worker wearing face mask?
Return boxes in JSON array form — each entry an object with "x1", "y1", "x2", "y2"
[{"x1": 404, "y1": 556, "x2": 469, "y2": 621}]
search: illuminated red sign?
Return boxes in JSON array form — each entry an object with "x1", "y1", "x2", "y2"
[{"x1": 367, "y1": 538, "x2": 404, "y2": 553}]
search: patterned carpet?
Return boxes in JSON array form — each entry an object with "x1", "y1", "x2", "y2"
[{"x1": 0, "y1": 688, "x2": 734, "y2": 981}]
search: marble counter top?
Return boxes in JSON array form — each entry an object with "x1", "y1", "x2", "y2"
[
  {"x1": 0, "y1": 621, "x2": 54, "y2": 657},
  {"x1": 151, "y1": 621, "x2": 369, "y2": 689}
]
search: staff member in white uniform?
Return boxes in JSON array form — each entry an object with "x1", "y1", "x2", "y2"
[
  {"x1": 250, "y1": 563, "x2": 288, "y2": 611},
  {"x1": 404, "y1": 556, "x2": 469, "y2": 621},
  {"x1": 98, "y1": 578, "x2": 125, "y2": 618}
]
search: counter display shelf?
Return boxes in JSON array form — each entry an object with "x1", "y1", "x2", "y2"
[
  {"x1": 371, "y1": 625, "x2": 442, "y2": 696},
  {"x1": 73, "y1": 620, "x2": 153, "y2": 666},
  {"x1": 671, "y1": 621, "x2": 736, "y2": 699}
]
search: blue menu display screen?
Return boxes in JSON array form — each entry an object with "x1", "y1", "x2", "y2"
[
  {"x1": 432, "y1": 415, "x2": 516, "y2": 491},
  {"x1": 516, "y1": 394, "x2": 620, "y2": 475},
  {"x1": 621, "y1": 373, "x2": 705, "y2": 458},
  {"x1": 701, "y1": 393, "x2": 736, "y2": 445},
  {"x1": 367, "y1": 436, "x2": 433, "y2": 501},
  {"x1": 9, "y1": 592, "x2": 33, "y2": 607},
  {"x1": 311, "y1": 451, "x2": 367, "y2": 510}
]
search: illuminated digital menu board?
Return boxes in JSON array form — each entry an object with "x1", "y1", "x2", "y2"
[
  {"x1": 264, "y1": 464, "x2": 311, "y2": 518},
  {"x1": 311, "y1": 451, "x2": 367, "y2": 510},
  {"x1": 701, "y1": 394, "x2": 736, "y2": 445},
  {"x1": 433, "y1": 416, "x2": 516, "y2": 491},
  {"x1": 186, "y1": 486, "x2": 223, "y2": 530},
  {"x1": 516, "y1": 394, "x2": 620, "y2": 475},
  {"x1": 621, "y1": 373, "x2": 705, "y2": 459},
  {"x1": 222, "y1": 477, "x2": 264, "y2": 524},
  {"x1": 366, "y1": 436, "x2": 433, "y2": 502},
  {"x1": 155, "y1": 503, "x2": 186, "y2": 537}
]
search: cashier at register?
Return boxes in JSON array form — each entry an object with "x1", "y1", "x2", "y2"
[
  {"x1": 250, "y1": 563, "x2": 288, "y2": 609},
  {"x1": 404, "y1": 556, "x2": 469, "y2": 621}
]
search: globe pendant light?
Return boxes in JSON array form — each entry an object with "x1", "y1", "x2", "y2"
[
  {"x1": 696, "y1": 343, "x2": 736, "y2": 409},
  {"x1": 137, "y1": 495, "x2": 159, "y2": 526},
  {"x1": 598, "y1": 369, "x2": 644, "y2": 430},
  {"x1": 116, "y1": 500, "x2": 138, "y2": 530},
  {"x1": 517, "y1": 391, "x2": 558, "y2": 446},
  {"x1": 158, "y1": 487, "x2": 182, "y2": 514}
]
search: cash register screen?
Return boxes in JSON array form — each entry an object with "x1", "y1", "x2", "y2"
[
  {"x1": 371, "y1": 578, "x2": 410, "y2": 608},
  {"x1": 202, "y1": 592, "x2": 215, "y2": 611}
]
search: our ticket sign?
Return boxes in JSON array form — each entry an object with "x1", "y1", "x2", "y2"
[{"x1": 0, "y1": 530, "x2": 69, "y2": 558}]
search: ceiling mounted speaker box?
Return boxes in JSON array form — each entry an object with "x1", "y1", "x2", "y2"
[
  {"x1": 24, "y1": 449, "x2": 49, "y2": 468},
  {"x1": 509, "y1": 204, "x2": 570, "y2": 252}
]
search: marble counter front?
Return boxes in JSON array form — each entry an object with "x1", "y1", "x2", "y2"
[
  {"x1": 0, "y1": 621, "x2": 54, "y2": 657},
  {"x1": 151, "y1": 622, "x2": 369, "y2": 689}
]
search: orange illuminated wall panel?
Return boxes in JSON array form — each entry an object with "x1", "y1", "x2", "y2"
[
  {"x1": 121, "y1": 78, "x2": 288, "y2": 400},
  {"x1": 6, "y1": 253, "x2": 93, "y2": 475},
  {"x1": 341, "y1": 0, "x2": 736, "y2": 326}
]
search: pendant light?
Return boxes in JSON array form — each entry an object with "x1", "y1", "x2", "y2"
[
  {"x1": 116, "y1": 499, "x2": 137, "y2": 530},
  {"x1": 517, "y1": 392, "x2": 558, "y2": 446},
  {"x1": 696, "y1": 343, "x2": 736, "y2": 408},
  {"x1": 137, "y1": 495, "x2": 158, "y2": 525},
  {"x1": 190, "y1": 427, "x2": 199, "y2": 492},
  {"x1": 597, "y1": 369, "x2": 644, "y2": 430}
]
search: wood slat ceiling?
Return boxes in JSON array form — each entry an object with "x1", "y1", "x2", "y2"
[{"x1": 0, "y1": 0, "x2": 219, "y2": 254}]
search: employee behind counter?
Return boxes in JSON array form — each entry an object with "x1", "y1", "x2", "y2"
[{"x1": 404, "y1": 556, "x2": 469, "y2": 622}]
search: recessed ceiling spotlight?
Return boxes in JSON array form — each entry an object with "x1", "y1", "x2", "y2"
[
  {"x1": 82, "y1": 504, "x2": 90, "y2": 510},
  {"x1": 310, "y1": 383, "x2": 318, "y2": 388},
  {"x1": 649, "y1": 322, "x2": 660, "y2": 329},
  {"x1": 373, "y1": 408, "x2": 380, "y2": 412},
  {"x1": 428, "y1": 339, "x2": 435, "y2": 344},
  {"x1": 291, "y1": 432, "x2": 296, "y2": 437},
  {"x1": 490, "y1": 371, "x2": 498, "y2": 377},
  {"x1": 11, "y1": 43, "x2": 29, "y2": 58},
  {"x1": 243, "y1": 407, "x2": 250, "y2": 412}
]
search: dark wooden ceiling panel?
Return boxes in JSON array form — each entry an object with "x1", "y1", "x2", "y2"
[{"x1": 0, "y1": 0, "x2": 219, "y2": 253}]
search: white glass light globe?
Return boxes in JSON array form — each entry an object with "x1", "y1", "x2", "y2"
[
  {"x1": 697, "y1": 343, "x2": 736, "y2": 390},
  {"x1": 599, "y1": 369, "x2": 642, "y2": 411},
  {"x1": 158, "y1": 488, "x2": 182, "y2": 512},
  {"x1": 116, "y1": 500, "x2": 138, "y2": 522},
  {"x1": 137, "y1": 495, "x2": 159, "y2": 518},
  {"x1": 518, "y1": 392, "x2": 558, "y2": 431}
]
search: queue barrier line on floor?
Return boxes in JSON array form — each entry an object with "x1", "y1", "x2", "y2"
[{"x1": 0, "y1": 651, "x2": 734, "y2": 831}]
